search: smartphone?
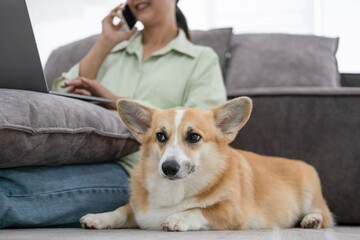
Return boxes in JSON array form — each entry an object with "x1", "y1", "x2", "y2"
[{"x1": 120, "y1": 4, "x2": 137, "y2": 31}]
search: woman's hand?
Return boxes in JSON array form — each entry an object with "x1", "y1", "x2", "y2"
[
  {"x1": 60, "y1": 77, "x2": 124, "y2": 110},
  {"x1": 100, "y1": 5, "x2": 137, "y2": 47}
]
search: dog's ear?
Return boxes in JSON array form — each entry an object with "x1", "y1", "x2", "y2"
[
  {"x1": 117, "y1": 99, "x2": 156, "y2": 142},
  {"x1": 211, "y1": 97, "x2": 252, "y2": 143}
]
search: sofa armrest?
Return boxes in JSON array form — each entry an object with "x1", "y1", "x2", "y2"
[
  {"x1": 341, "y1": 73, "x2": 360, "y2": 87},
  {"x1": 228, "y1": 87, "x2": 360, "y2": 225}
]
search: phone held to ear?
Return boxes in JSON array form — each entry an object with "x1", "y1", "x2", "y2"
[{"x1": 120, "y1": 4, "x2": 137, "y2": 31}]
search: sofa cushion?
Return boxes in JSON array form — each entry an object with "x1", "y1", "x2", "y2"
[
  {"x1": 226, "y1": 34, "x2": 340, "y2": 89},
  {"x1": 191, "y1": 28, "x2": 233, "y2": 78},
  {"x1": 0, "y1": 89, "x2": 139, "y2": 169}
]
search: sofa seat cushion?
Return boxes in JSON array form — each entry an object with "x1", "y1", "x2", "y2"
[
  {"x1": 0, "y1": 89, "x2": 139, "y2": 169},
  {"x1": 226, "y1": 33, "x2": 340, "y2": 89}
]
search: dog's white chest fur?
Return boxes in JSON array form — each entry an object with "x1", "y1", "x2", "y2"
[{"x1": 134, "y1": 175, "x2": 197, "y2": 230}]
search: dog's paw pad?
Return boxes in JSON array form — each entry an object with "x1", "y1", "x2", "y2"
[
  {"x1": 301, "y1": 213, "x2": 322, "y2": 229},
  {"x1": 162, "y1": 216, "x2": 189, "y2": 232},
  {"x1": 80, "y1": 214, "x2": 109, "y2": 230}
]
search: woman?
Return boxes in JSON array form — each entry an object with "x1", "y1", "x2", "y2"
[{"x1": 0, "y1": 0, "x2": 226, "y2": 228}]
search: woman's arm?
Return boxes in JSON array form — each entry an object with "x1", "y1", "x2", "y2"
[
  {"x1": 53, "y1": 5, "x2": 138, "y2": 109},
  {"x1": 79, "y1": 5, "x2": 137, "y2": 79},
  {"x1": 78, "y1": 36, "x2": 118, "y2": 80}
]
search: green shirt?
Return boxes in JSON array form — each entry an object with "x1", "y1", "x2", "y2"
[{"x1": 53, "y1": 29, "x2": 227, "y2": 173}]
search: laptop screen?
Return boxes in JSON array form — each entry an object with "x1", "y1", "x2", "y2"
[{"x1": 0, "y1": 0, "x2": 49, "y2": 93}]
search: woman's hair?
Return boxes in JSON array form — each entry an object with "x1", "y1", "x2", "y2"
[{"x1": 176, "y1": 5, "x2": 191, "y2": 41}]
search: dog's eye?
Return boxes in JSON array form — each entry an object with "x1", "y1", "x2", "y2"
[
  {"x1": 156, "y1": 132, "x2": 168, "y2": 143},
  {"x1": 187, "y1": 133, "x2": 202, "y2": 143}
]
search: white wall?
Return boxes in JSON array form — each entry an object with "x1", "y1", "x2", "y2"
[
  {"x1": 26, "y1": 0, "x2": 120, "y2": 66},
  {"x1": 321, "y1": 0, "x2": 360, "y2": 73},
  {"x1": 26, "y1": 0, "x2": 360, "y2": 73},
  {"x1": 181, "y1": 0, "x2": 315, "y2": 34}
]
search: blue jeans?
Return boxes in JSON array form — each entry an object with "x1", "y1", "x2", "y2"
[{"x1": 0, "y1": 163, "x2": 129, "y2": 228}]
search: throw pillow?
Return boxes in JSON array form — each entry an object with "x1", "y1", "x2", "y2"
[
  {"x1": 226, "y1": 33, "x2": 340, "y2": 89},
  {"x1": 0, "y1": 89, "x2": 139, "y2": 169}
]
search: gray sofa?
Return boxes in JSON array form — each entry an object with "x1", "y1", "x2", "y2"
[{"x1": 1, "y1": 28, "x2": 359, "y2": 238}]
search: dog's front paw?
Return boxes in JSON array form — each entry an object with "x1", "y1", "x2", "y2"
[
  {"x1": 301, "y1": 213, "x2": 323, "y2": 229},
  {"x1": 161, "y1": 210, "x2": 208, "y2": 232},
  {"x1": 80, "y1": 213, "x2": 112, "y2": 229},
  {"x1": 162, "y1": 215, "x2": 191, "y2": 232}
]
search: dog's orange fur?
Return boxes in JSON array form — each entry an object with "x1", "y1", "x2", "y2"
[
  {"x1": 80, "y1": 97, "x2": 333, "y2": 231},
  {"x1": 198, "y1": 149, "x2": 332, "y2": 229}
]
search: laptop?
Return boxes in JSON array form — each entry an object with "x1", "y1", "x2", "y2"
[{"x1": 0, "y1": 0, "x2": 112, "y2": 103}]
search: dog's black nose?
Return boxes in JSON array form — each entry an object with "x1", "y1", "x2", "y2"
[{"x1": 162, "y1": 161, "x2": 180, "y2": 177}]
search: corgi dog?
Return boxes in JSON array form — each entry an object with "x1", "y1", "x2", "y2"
[{"x1": 80, "y1": 97, "x2": 333, "y2": 231}]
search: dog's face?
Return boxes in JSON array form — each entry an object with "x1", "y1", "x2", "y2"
[
  {"x1": 117, "y1": 97, "x2": 252, "y2": 181},
  {"x1": 149, "y1": 108, "x2": 222, "y2": 181}
]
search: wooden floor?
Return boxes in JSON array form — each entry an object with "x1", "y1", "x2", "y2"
[{"x1": 0, "y1": 227, "x2": 359, "y2": 240}]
